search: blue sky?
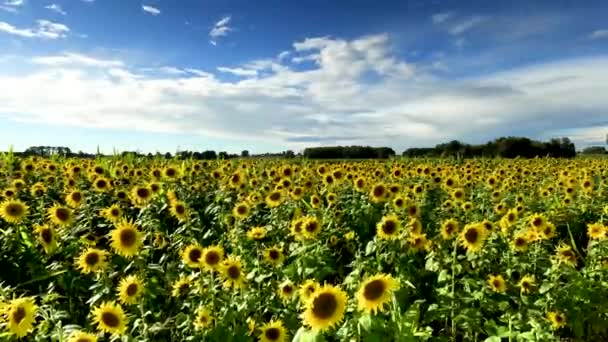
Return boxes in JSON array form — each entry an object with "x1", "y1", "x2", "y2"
[{"x1": 0, "y1": 0, "x2": 607, "y2": 154}]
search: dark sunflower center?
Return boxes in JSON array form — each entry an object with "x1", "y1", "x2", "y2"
[
  {"x1": 35, "y1": 189, "x2": 43, "y2": 196},
  {"x1": 153, "y1": 170, "x2": 161, "y2": 177},
  {"x1": 120, "y1": 229, "x2": 137, "y2": 247},
  {"x1": 268, "y1": 250, "x2": 280, "y2": 260},
  {"x1": 363, "y1": 279, "x2": 386, "y2": 301},
  {"x1": 175, "y1": 205, "x2": 185, "y2": 214},
  {"x1": 72, "y1": 192, "x2": 82, "y2": 201},
  {"x1": 294, "y1": 222, "x2": 302, "y2": 233},
  {"x1": 237, "y1": 206, "x2": 247, "y2": 215},
  {"x1": 555, "y1": 315, "x2": 563, "y2": 323},
  {"x1": 373, "y1": 186, "x2": 384, "y2": 197},
  {"x1": 111, "y1": 209, "x2": 120, "y2": 217},
  {"x1": 199, "y1": 315, "x2": 208, "y2": 324},
  {"x1": 166, "y1": 169, "x2": 176, "y2": 177},
  {"x1": 13, "y1": 306, "x2": 26, "y2": 324},
  {"x1": 533, "y1": 218, "x2": 542, "y2": 227},
  {"x1": 408, "y1": 207, "x2": 418, "y2": 216},
  {"x1": 101, "y1": 312, "x2": 120, "y2": 327},
  {"x1": 492, "y1": 280, "x2": 501, "y2": 288},
  {"x1": 382, "y1": 220, "x2": 396, "y2": 235},
  {"x1": 265, "y1": 327, "x2": 281, "y2": 340},
  {"x1": 522, "y1": 281, "x2": 530, "y2": 289},
  {"x1": 270, "y1": 192, "x2": 281, "y2": 201},
  {"x1": 227, "y1": 265, "x2": 240, "y2": 279},
  {"x1": 41, "y1": 228, "x2": 53, "y2": 244},
  {"x1": 85, "y1": 252, "x2": 100, "y2": 266},
  {"x1": 282, "y1": 285, "x2": 293, "y2": 294},
  {"x1": 395, "y1": 199, "x2": 403, "y2": 206},
  {"x1": 465, "y1": 228, "x2": 479, "y2": 243},
  {"x1": 6, "y1": 203, "x2": 23, "y2": 216},
  {"x1": 312, "y1": 197, "x2": 319, "y2": 204},
  {"x1": 96, "y1": 180, "x2": 107, "y2": 188},
  {"x1": 561, "y1": 250, "x2": 574, "y2": 259},
  {"x1": 76, "y1": 338, "x2": 91, "y2": 342},
  {"x1": 189, "y1": 249, "x2": 202, "y2": 263},
  {"x1": 117, "y1": 192, "x2": 127, "y2": 199},
  {"x1": 515, "y1": 238, "x2": 526, "y2": 247},
  {"x1": 126, "y1": 283, "x2": 139, "y2": 297},
  {"x1": 137, "y1": 188, "x2": 150, "y2": 199},
  {"x1": 205, "y1": 251, "x2": 220, "y2": 265},
  {"x1": 179, "y1": 283, "x2": 189, "y2": 294},
  {"x1": 305, "y1": 222, "x2": 318, "y2": 233},
  {"x1": 311, "y1": 293, "x2": 338, "y2": 319},
  {"x1": 55, "y1": 208, "x2": 70, "y2": 222}
]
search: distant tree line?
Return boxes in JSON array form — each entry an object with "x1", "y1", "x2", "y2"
[
  {"x1": 580, "y1": 146, "x2": 607, "y2": 155},
  {"x1": 402, "y1": 137, "x2": 577, "y2": 158},
  {"x1": 302, "y1": 146, "x2": 396, "y2": 159}
]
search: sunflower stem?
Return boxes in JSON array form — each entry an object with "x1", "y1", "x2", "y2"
[{"x1": 450, "y1": 239, "x2": 457, "y2": 340}]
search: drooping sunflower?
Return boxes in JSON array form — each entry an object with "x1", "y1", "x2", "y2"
[
  {"x1": 247, "y1": 226, "x2": 267, "y2": 241},
  {"x1": 546, "y1": 311, "x2": 567, "y2": 330},
  {"x1": 487, "y1": 274, "x2": 507, "y2": 293},
  {"x1": 117, "y1": 275, "x2": 144, "y2": 305},
  {"x1": 193, "y1": 306, "x2": 213, "y2": 330},
  {"x1": 47, "y1": 204, "x2": 73, "y2": 226},
  {"x1": 299, "y1": 279, "x2": 319, "y2": 303},
  {"x1": 67, "y1": 331, "x2": 98, "y2": 342},
  {"x1": 171, "y1": 275, "x2": 193, "y2": 297},
  {"x1": 539, "y1": 222, "x2": 556, "y2": 240},
  {"x1": 4, "y1": 297, "x2": 37, "y2": 338},
  {"x1": 518, "y1": 274, "x2": 535, "y2": 294},
  {"x1": 356, "y1": 273, "x2": 399, "y2": 314},
  {"x1": 201, "y1": 245, "x2": 224, "y2": 271},
  {"x1": 232, "y1": 202, "x2": 250, "y2": 219},
  {"x1": 263, "y1": 246, "x2": 284, "y2": 266},
  {"x1": 92, "y1": 301, "x2": 128, "y2": 335},
  {"x1": 587, "y1": 223, "x2": 606, "y2": 240},
  {"x1": 301, "y1": 284, "x2": 348, "y2": 331},
  {"x1": 182, "y1": 244, "x2": 204, "y2": 268},
  {"x1": 110, "y1": 219, "x2": 142, "y2": 258},
  {"x1": 408, "y1": 233, "x2": 429, "y2": 252},
  {"x1": 259, "y1": 320, "x2": 288, "y2": 342},
  {"x1": 440, "y1": 219, "x2": 459, "y2": 240},
  {"x1": 555, "y1": 243, "x2": 577, "y2": 266},
  {"x1": 310, "y1": 195, "x2": 322, "y2": 208},
  {"x1": 376, "y1": 214, "x2": 401, "y2": 240},
  {"x1": 0, "y1": 199, "x2": 29, "y2": 223},
  {"x1": 278, "y1": 280, "x2": 296, "y2": 301},
  {"x1": 170, "y1": 201, "x2": 190, "y2": 222},
  {"x1": 34, "y1": 224, "x2": 57, "y2": 254},
  {"x1": 290, "y1": 218, "x2": 305, "y2": 240},
  {"x1": 76, "y1": 248, "x2": 108, "y2": 274},
  {"x1": 460, "y1": 223, "x2": 487, "y2": 253},
  {"x1": 221, "y1": 257, "x2": 246, "y2": 289},
  {"x1": 101, "y1": 204, "x2": 123, "y2": 223}
]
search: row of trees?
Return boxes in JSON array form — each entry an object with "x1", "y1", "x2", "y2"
[
  {"x1": 302, "y1": 146, "x2": 396, "y2": 159},
  {"x1": 402, "y1": 137, "x2": 578, "y2": 158}
]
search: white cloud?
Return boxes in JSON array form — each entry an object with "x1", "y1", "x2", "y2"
[
  {"x1": 0, "y1": 34, "x2": 607, "y2": 150},
  {"x1": 448, "y1": 16, "x2": 487, "y2": 35},
  {"x1": 217, "y1": 66, "x2": 258, "y2": 77},
  {"x1": 0, "y1": 20, "x2": 69, "y2": 39},
  {"x1": 31, "y1": 53, "x2": 124, "y2": 68},
  {"x1": 432, "y1": 12, "x2": 453, "y2": 24},
  {"x1": 0, "y1": 0, "x2": 23, "y2": 13},
  {"x1": 142, "y1": 5, "x2": 160, "y2": 16},
  {"x1": 589, "y1": 29, "x2": 608, "y2": 40},
  {"x1": 209, "y1": 15, "x2": 232, "y2": 45},
  {"x1": 45, "y1": 4, "x2": 66, "y2": 15}
]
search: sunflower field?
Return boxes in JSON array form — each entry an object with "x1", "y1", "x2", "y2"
[{"x1": 0, "y1": 153, "x2": 607, "y2": 342}]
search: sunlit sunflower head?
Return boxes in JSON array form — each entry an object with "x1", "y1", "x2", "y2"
[
  {"x1": 101, "y1": 204, "x2": 123, "y2": 223},
  {"x1": 539, "y1": 222, "x2": 556, "y2": 240},
  {"x1": 392, "y1": 196, "x2": 406, "y2": 210},
  {"x1": 263, "y1": 246, "x2": 284, "y2": 266},
  {"x1": 546, "y1": 311, "x2": 567, "y2": 330},
  {"x1": 487, "y1": 274, "x2": 507, "y2": 293},
  {"x1": 259, "y1": 320, "x2": 288, "y2": 342},
  {"x1": 47, "y1": 204, "x2": 73, "y2": 226},
  {"x1": 440, "y1": 219, "x2": 459, "y2": 240},
  {"x1": 511, "y1": 233, "x2": 529, "y2": 252},
  {"x1": 182, "y1": 244, "x2": 204, "y2": 269},
  {"x1": 301, "y1": 284, "x2": 348, "y2": 331},
  {"x1": 110, "y1": 219, "x2": 143, "y2": 258},
  {"x1": 0, "y1": 199, "x2": 29, "y2": 224},
  {"x1": 517, "y1": 274, "x2": 535, "y2": 294},
  {"x1": 171, "y1": 275, "x2": 193, "y2": 297},
  {"x1": 408, "y1": 233, "x2": 429, "y2": 252},
  {"x1": 290, "y1": 218, "x2": 306, "y2": 240},
  {"x1": 65, "y1": 190, "x2": 84, "y2": 208},
  {"x1": 2, "y1": 187, "x2": 17, "y2": 199},
  {"x1": 556, "y1": 243, "x2": 577, "y2": 266},
  {"x1": 34, "y1": 224, "x2": 57, "y2": 254},
  {"x1": 247, "y1": 226, "x2": 267, "y2": 241},
  {"x1": 193, "y1": 306, "x2": 213, "y2": 331},
  {"x1": 76, "y1": 248, "x2": 108, "y2": 274},
  {"x1": 93, "y1": 177, "x2": 110, "y2": 192},
  {"x1": 356, "y1": 273, "x2": 399, "y2": 314},
  {"x1": 4, "y1": 296, "x2": 37, "y2": 338},
  {"x1": 130, "y1": 185, "x2": 153, "y2": 207},
  {"x1": 163, "y1": 166, "x2": 179, "y2": 179},
  {"x1": 232, "y1": 202, "x2": 250, "y2": 219},
  {"x1": 169, "y1": 201, "x2": 189, "y2": 222},
  {"x1": 459, "y1": 223, "x2": 487, "y2": 253},
  {"x1": 369, "y1": 183, "x2": 387, "y2": 203},
  {"x1": 302, "y1": 217, "x2": 322, "y2": 239},
  {"x1": 529, "y1": 213, "x2": 548, "y2": 230},
  {"x1": 299, "y1": 279, "x2": 320, "y2": 303},
  {"x1": 266, "y1": 190, "x2": 284, "y2": 208},
  {"x1": 376, "y1": 214, "x2": 401, "y2": 240},
  {"x1": 587, "y1": 223, "x2": 606, "y2": 240},
  {"x1": 201, "y1": 245, "x2": 224, "y2": 271},
  {"x1": 406, "y1": 202, "x2": 420, "y2": 217},
  {"x1": 30, "y1": 183, "x2": 46, "y2": 197},
  {"x1": 310, "y1": 195, "x2": 322, "y2": 208},
  {"x1": 278, "y1": 280, "x2": 296, "y2": 301},
  {"x1": 221, "y1": 257, "x2": 246, "y2": 289},
  {"x1": 92, "y1": 301, "x2": 128, "y2": 335},
  {"x1": 67, "y1": 331, "x2": 98, "y2": 342},
  {"x1": 117, "y1": 274, "x2": 144, "y2": 305}
]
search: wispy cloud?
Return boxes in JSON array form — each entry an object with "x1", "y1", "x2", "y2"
[
  {"x1": 45, "y1": 4, "x2": 67, "y2": 15},
  {"x1": 142, "y1": 5, "x2": 160, "y2": 16},
  {"x1": 589, "y1": 29, "x2": 608, "y2": 40},
  {"x1": 209, "y1": 15, "x2": 232, "y2": 45},
  {"x1": 432, "y1": 12, "x2": 454, "y2": 24},
  {"x1": 217, "y1": 66, "x2": 257, "y2": 77},
  {"x1": 0, "y1": 0, "x2": 24, "y2": 13},
  {"x1": 0, "y1": 20, "x2": 70, "y2": 39},
  {"x1": 448, "y1": 16, "x2": 488, "y2": 35},
  {"x1": 31, "y1": 53, "x2": 124, "y2": 68}
]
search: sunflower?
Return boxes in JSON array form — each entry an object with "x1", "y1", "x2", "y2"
[
  {"x1": 201, "y1": 245, "x2": 224, "y2": 271},
  {"x1": 193, "y1": 307, "x2": 213, "y2": 330},
  {"x1": 301, "y1": 284, "x2": 348, "y2": 331},
  {"x1": 299, "y1": 279, "x2": 319, "y2": 303},
  {"x1": 232, "y1": 202, "x2": 250, "y2": 219},
  {"x1": 392, "y1": 196, "x2": 406, "y2": 210},
  {"x1": 92, "y1": 301, "x2": 128, "y2": 335},
  {"x1": 4, "y1": 297, "x2": 37, "y2": 338},
  {"x1": 163, "y1": 166, "x2": 179, "y2": 179},
  {"x1": 169, "y1": 201, "x2": 189, "y2": 222},
  {"x1": 221, "y1": 257, "x2": 246, "y2": 289},
  {"x1": 34, "y1": 224, "x2": 57, "y2": 254},
  {"x1": 487, "y1": 274, "x2": 507, "y2": 293},
  {"x1": 130, "y1": 185, "x2": 153, "y2": 207},
  {"x1": 182, "y1": 244, "x2": 204, "y2": 268},
  {"x1": 528, "y1": 213, "x2": 547, "y2": 230},
  {"x1": 0, "y1": 199, "x2": 29, "y2": 223},
  {"x1": 247, "y1": 226, "x2": 267, "y2": 241},
  {"x1": 369, "y1": 183, "x2": 387, "y2": 203},
  {"x1": 117, "y1": 275, "x2": 144, "y2": 305},
  {"x1": 302, "y1": 217, "x2": 322, "y2": 239},
  {"x1": 278, "y1": 280, "x2": 296, "y2": 301},
  {"x1": 65, "y1": 190, "x2": 84, "y2": 208},
  {"x1": 546, "y1": 311, "x2": 567, "y2": 330},
  {"x1": 101, "y1": 204, "x2": 123, "y2": 223},
  {"x1": 266, "y1": 190, "x2": 283, "y2": 208},
  {"x1": 93, "y1": 177, "x2": 110, "y2": 192},
  {"x1": 459, "y1": 223, "x2": 487, "y2": 253},
  {"x1": 310, "y1": 195, "x2": 322, "y2": 208},
  {"x1": 440, "y1": 219, "x2": 459, "y2": 240},
  {"x1": 408, "y1": 218, "x2": 423, "y2": 235},
  {"x1": 376, "y1": 214, "x2": 401, "y2": 240},
  {"x1": 556, "y1": 243, "x2": 577, "y2": 266},
  {"x1": 171, "y1": 275, "x2": 193, "y2": 297},
  {"x1": 517, "y1": 274, "x2": 535, "y2": 294},
  {"x1": 47, "y1": 204, "x2": 73, "y2": 226},
  {"x1": 110, "y1": 220, "x2": 142, "y2": 258},
  {"x1": 259, "y1": 320, "x2": 288, "y2": 342},
  {"x1": 511, "y1": 233, "x2": 529, "y2": 252},
  {"x1": 408, "y1": 234, "x2": 429, "y2": 252},
  {"x1": 263, "y1": 246, "x2": 284, "y2": 266},
  {"x1": 539, "y1": 222, "x2": 556, "y2": 240},
  {"x1": 587, "y1": 223, "x2": 606, "y2": 240},
  {"x1": 76, "y1": 248, "x2": 108, "y2": 274},
  {"x1": 290, "y1": 218, "x2": 305, "y2": 240},
  {"x1": 356, "y1": 274, "x2": 399, "y2": 314},
  {"x1": 67, "y1": 331, "x2": 98, "y2": 342}
]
